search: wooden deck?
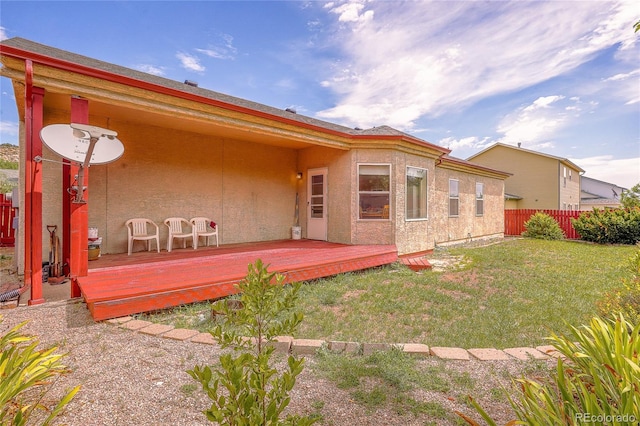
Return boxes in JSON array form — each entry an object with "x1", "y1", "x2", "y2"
[{"x1": 79, "y1": 240, "x2": 398, "y2": 321}]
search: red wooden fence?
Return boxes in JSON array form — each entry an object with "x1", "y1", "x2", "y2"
[
  {"x1": 0, "y1": 193, "x2": 16, "y2": 247},
  {"x1": 505, "y1": 209, "x2": 583, "y2": 240}
]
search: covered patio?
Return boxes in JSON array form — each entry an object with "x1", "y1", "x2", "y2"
[{"x1": 79, "y1": 239, "x2": 398, "y2": 321}]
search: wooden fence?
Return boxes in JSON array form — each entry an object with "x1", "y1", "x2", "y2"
[
  {"x1": 505, "y1": 209, "x2": 583, "y2": 240},
  {"x1": 0, "y1": 193, "x2": 16, "y2": 247}
]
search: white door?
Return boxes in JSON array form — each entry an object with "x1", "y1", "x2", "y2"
[{"x1": 307, "y1": 168, "x2": 327, "y2": 240}]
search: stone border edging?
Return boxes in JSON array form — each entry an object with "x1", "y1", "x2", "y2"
[{"x1": 107, "y1": 316, "x2": 561, "y2": 361}]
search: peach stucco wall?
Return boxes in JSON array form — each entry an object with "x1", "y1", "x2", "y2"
[
  {"x1": 28, "y1": 110, "x2": 505, "y2": 262},
  {"x1": 37, "y1": 113, "x2": 298, "y2": 255}
]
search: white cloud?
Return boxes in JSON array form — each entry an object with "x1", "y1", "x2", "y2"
[
  {"x1": 0, "y1": 121, "x2": 18, "y2": 136},
  {"x1": 196, "y1": 33, "x2": 237, "y2": 60},
  {"x1": 439, "y1": 136, "x2": 492, "y2": 151},
  {"x1": 176, "y1": 52, "x2": 205, "y2": 73},
  {"x1": 135, "y1": 64, "x2": 165, "y2": 76},
  {"x1": 573, "y1": 155, "x2": 640, "y2": 189},
  {"x1": 314, "y1": 1, "x2": 638, "y2": 130},
  {"x1": 325, "y1": 0, "x2": 373, "y2": 24},
  {"x1": 0, "y1": 27, "x2": 7, "y2": 41}
]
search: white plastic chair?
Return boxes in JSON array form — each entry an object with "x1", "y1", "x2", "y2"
[
  {"x1": 190, "y1": 217, "x2": 219, "y2": 249},
  {"x1": 164, "y1": 217, "x2": 194, "y2": 252},
  {"x1": 125, "y1": 218, "x2": 160, "y2": 255}
]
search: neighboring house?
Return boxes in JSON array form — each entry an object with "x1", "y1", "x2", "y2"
[
  {"x1": 0, "y1": 37, "x2": 510, "y2": 283},
  {"x1": 468, "y1": 143, "x2": 584, "y2": 210},
  {"x1": 580, "y1": 176, "x2": 626, "y2": 211}
]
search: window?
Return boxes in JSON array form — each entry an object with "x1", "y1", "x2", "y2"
[
  {"x1": 359, "y1": 164, "x2": 390, "y2": 220},
  {"x1": 449, "y1": 179, "x2": 459, "y2": 217},
  {"x1": 476, "y1": 182, "x2": 484, "y2": 216},
  {"x1": 406, "y1": 167, "x2": 427, "y2": 220}
]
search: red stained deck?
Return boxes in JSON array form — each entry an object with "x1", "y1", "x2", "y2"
[{"x1": 79, "y1": 240, "x2": 398, "y2": 321}]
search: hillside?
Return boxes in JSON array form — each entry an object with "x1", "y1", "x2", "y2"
[{"x1": 0, "y1": 144, "x2": 19, "y2": 165}]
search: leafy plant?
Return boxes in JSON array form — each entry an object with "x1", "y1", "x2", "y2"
[
  {"x1": 458, "y1": 314, "x2": 640, "y2": 425},
  {"x1": 598, "y1": 244, "x2": 640, "y2": 324},
  {"x1": 0, "y1": 316, "x2": 80, "y2": 425},
  {"x1": 620, "y1": 183, "x2": 640, "y2": 209},
  {"x1": 188, "y1": 259, "x2": 316, "y2": 425},
  {"x1": 572, "y1": 207, "x2": 640, "y2": 244},
  {"x1": 521, "y1": 212, "x2": 564, "y2": 240}
]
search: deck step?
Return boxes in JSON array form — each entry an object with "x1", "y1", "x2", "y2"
[{"x1": 400, "y1": 256, "x2": 432, "y2": 272}]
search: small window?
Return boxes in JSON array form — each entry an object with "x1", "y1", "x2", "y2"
[
  {"x1": 406, "y1": 167, "x2": 427, "y2": 220},
  {"x1": 359, "y1": 164, "x2": 390, "y2": 220},
  {"x1": 476, "y1": 182, "x2": 484, "y2": 216},
  {"x1": 449, "y1": 179, "x2": 459, "y2": 217}
]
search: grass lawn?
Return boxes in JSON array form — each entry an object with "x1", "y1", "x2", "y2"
[{"x1": 139, "y1": 238, "x2": 637, "y2": 349}]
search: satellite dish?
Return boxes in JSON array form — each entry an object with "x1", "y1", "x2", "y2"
[{"x1": 40, "y1": 124, "x2": 124, "y2": 165}]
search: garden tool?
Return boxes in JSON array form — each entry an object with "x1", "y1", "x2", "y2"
[{"x1": 46, "y1": 225, "x2": 65, "y2": 284}]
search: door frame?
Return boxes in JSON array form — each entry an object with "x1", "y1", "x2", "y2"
[{"x1": 306, "y1": 167, "x2": 328, "y2": 241}]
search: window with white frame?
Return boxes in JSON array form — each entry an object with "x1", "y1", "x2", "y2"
[
  {"x1": 359, "y1": 164, "x2": 390, "y2": 220},
  {"x1": 449, "y1": 179, "x2": 459, "y2": 217},
  {"x1": 476, "y1": 182, "x2": 484, "y2": 216},
  {"x1": 406, "y1": 167, "x2": 427, "y2": 220}
]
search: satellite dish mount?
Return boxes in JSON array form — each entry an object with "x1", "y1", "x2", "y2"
[{"x1": 40, "y1": 123, "x2": 125, "y2": 204}]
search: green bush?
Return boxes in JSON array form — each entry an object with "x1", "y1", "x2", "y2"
[
  {"x1": 459, "y1": 314, "x2": 640, "y2": 425},
  {"x1": 598, "y1": 245, "x2": 640, "y2": 324},
  {"x1": 0, "y1": 316, "x2": 80, "y2": 425},
  {"x1": 522, "y1": 212, "x2": 565, "y2": 240},
  {"x1": 620, "y1": 183, "x2": 640, "y2": 209},
  {"x1": 572, "y1": 207, "x2": 640, "y2": 245},
  {"x1": 188, "y1": 259, "x2": 317, "y2": 425}
]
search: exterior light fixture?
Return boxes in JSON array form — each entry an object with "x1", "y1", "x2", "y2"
[{"x1": 296, "y1": 172, "x2": 303, "y2": 180}]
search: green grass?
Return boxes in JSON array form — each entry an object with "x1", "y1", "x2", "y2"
[
  {"x1": 312, "y1": 347, "x2": 456, "y2": 422},
  {"x1": 294, "y1": 239, "x2": 635, "y2": 348},
  {"x1": 139, "y1": 239, "x2": 636, "y2": 349}
]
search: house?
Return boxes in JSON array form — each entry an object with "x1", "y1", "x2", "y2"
[
  {"x1": 468, "y1": 143, "x2": 584, "y2": 210},
  {"x1": 0, "y1": 37, "x2": 510, "y2": 307},
  {"x1": 580, "y1": 176, "x2": 626, "y2": 210}
]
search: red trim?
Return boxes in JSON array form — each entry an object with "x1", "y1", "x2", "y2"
[
  {"x1": 25, "y1": 65, "x2": 45, "y2": 305},
  {"x1": 69, "y1": 97, "x2": 90, "y2": 298}
]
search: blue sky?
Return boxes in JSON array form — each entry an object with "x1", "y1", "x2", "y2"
[{"x1": 1, "y1": 0, "x2": 639, "y2": 188}]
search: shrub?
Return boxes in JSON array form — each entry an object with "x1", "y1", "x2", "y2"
[
  {"x1": 522, "y1": 212, "x2": 564, "y2": 240},
  {"x1": 598, "y1": 244, "x2": 640, "y2": 324},
  {"x1": 0, "y1": 316, "x2": 80, "y2": 425},
  {"x1": 572, "y1": 207, "x2": 640, "y2": 245},
  {"x1": 458, "y1": 314, "x2": 640, "y2": 425},
  {"x1": 188, "y1": 259, "x2": 317, "y2": 425}
]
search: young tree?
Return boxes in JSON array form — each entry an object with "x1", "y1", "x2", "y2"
[{"x1": 188, "y1": 260, "x2": 317, "y2": 426}]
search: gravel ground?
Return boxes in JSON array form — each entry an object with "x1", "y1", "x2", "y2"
[
  {"x1": 1, "y1": 244, "x2": 550, "y2": 425},
  {"x1": 0, "y1": 299, "x2": 551, "y2": 426}
]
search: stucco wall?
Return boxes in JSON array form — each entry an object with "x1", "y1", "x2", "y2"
[
  {"x1": 297, "y1": 146, "x2": 352, "y2": 244},
  {"x1": 37, "y1": 114, "x2": 298, "y2": 255},
  {"x1": 432, "y1": 167, "x2": 504, "y2": 246}
]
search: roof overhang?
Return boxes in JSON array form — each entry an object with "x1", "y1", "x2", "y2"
[{"x1": 437, "y1": 155, "x2": 512, "y2": 180}]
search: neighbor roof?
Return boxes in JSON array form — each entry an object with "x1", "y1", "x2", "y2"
[{"x1": 467, "y1": 143, "x2": 585, "y2": 173}]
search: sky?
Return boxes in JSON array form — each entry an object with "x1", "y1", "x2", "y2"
[{"x1": 1, "y1": 0, "x2": 639, "y2": 188}]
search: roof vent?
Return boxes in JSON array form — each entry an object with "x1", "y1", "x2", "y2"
[
  {"x1": 184, "y1": 80, "x2": 198, "y2": 87},
  {"x1": 285, "y1": 107, "x2": 297, "y2": 114},
  {"x1": 354, "y1": 127, "x2": 362, "y2": 131}
]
